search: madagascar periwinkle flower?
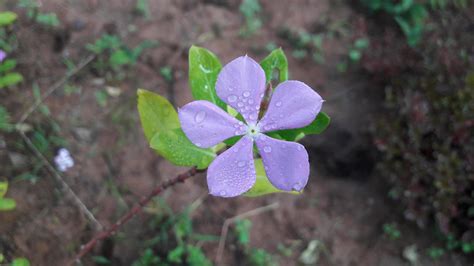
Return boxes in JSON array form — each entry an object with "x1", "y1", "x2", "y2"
[
  {"x1": 54, "y1": 148, "x2": 74, "y2": 172},
  {"x1": 179, "y1": 56, "x2": 323, "y2": 198},
  {"x1": 0, "y1": 50, "x2": 6, "y2": 62}
]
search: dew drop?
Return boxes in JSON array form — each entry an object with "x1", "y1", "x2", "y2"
[
  {"x1": 255, "y1": 106, "x2": 260, "y2": 110},
  {"x1": 194, "y1": 111, "x2": 206, "y2": 123},
  {"x1": 238, "y1": 161, "x2": 246, "y2": 167},
  {"x1": 292, "y1": 183, "x2": 302, "y2": 191},
  {"x1": 297, "y1": 146, "x2": 303, "y2": 151},
  {"x1": 243, "y1": 91, "x2": 250, "y2": 97},
  {"x1": 233, "y1": 124, "x2": 239, "y2": 128},
  {"x1": 264, "y1": 146, "x2": 272, "y2": 153},
  {"x1": 260, "y1": 93, "x2": 264, "y2": 98},
  {"x1": 275, "y1": 101, "x2": 282, "y2": 107},
  {"x1": 249, "y1": 113, "x2": 258, "y2": 120},
  {"x1": 228, "y1": 95, "x2": 237, "y2": 103},
  {"x1": 238, "y1": 121, "x2": 244, "y2": 126},
  {"x1": 220, "y1": 190, "x2": 227, "y2": 196},
  {"x1": 242, "y1": 98, "x2": 248, "y2": 103},
  {"x1": 248, "y1": 99, "x2": 254, "y2": 104},
  {"x1": 195, "y1": 143, "x2": 202, "y2": 147},
  {"x1": 237, "y1": 102, "x2": 244, "y2": 107}
]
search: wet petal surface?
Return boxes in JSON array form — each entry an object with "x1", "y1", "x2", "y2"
[
  {"x1": 255, "y1": 134, "x2": 309, "y2": 191},
  {"x1": 207, "y1": 136, "x2": 256, "y2": 197},
  {"x1": 259, "y1": 80, "x2": 323, "y2": 132},
  {"x1": 179, "y1": 100, "x2": 246, "y2": 148},
  {"x1": 215, "y1": 56, "x2": 266, "y2": 125}
]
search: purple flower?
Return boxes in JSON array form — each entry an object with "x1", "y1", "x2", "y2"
[
  {"x1": 179, "y1": 55, "x2": 323, "y2": 197},
  {"x1": 0, "y1": 50, "x2": 6, "y2": 62}
]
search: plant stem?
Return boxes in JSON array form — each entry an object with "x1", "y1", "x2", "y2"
[{"x1": 71, "y1": 166, "x2": 204, "y2": 265}]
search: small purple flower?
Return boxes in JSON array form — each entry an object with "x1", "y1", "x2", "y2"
[
  {"x1": 0, "y1": 50, "x2": 6, "y2": 62},
  {"x1": 179, "y1": 55, "x2": 323, "y2": 197}
]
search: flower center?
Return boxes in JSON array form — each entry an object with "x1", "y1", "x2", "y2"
[{"x1": 246, "y1": 123, "x2": 260, "y2": 139}]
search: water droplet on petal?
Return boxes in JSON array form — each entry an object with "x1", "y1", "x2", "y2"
[
  {"x1": 255, "y1": 106, "x2": 259, "y2": 110},
  {"x1": 238, "y1": 102, "x2": 244, "y2": 107},
  {"x1": 220, "y1": 190, "x2": 227, "y2": 196},
  {"x1": 228, "y1": 95, "x2": 237, "y2": 103},
  {"x1": 264, "y1": 146, "x2": 272, "y2": 153},
  {"x1": 233, "y1": 124, "x2": 239, "y2": 128},
  {"x1": 292, "y1": 183, "x2": 302, "y2": 191},
  {"x1": 238, "y1": 121, "x2": 244, "y2": 126},
  {"x1": 194, "y1": 111, "x2": 206, "y2": 123},
  {"x1": 195, "y1": 143, "x2": 202, "y2": 147},
  {"x1": 248, "y1": 99, "x2": 254, "y2": 104},
  {"x1": 243, "y1": 91, "x2": 250, "y2": 97},
  {"x1": 275, "y1": 101, "x2": 282, "y2": 107},
  {"x1": 238, "y1": 161, "x2": 246, "y2": 167},
  {"x1": 249, "y1": 113, "x2": 257, "y2": 120},
  {"x1": 297, "y1": 146, "x2": 303, "y2": 151}
]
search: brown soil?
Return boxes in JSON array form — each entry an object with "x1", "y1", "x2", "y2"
[{"x1": 0, "y1": 0, "x2": 471, "y2": 265}]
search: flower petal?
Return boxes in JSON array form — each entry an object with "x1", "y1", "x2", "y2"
[
  {"x1": 255, "y1": 134, "x2": 309, "y2": 191},
  {"x1": 179, "y1": 100, "x2": 246, "y2": 148},
  {"x1": 207, "y1": 136, "x2": 256, "y2": 197},
  {"x1": 216, "y1": 55, "x2": 266, "y2": 125},
  {"x1": 258, "y1": 80, "x2": 323, "y2": 132}
]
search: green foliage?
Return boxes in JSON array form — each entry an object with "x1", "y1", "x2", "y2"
[
  {"x1": 260, "y1": 48, "x2": 288, "y2": 84},
  {"x1": 138, "y1": 89, "x2": 215, "y2": 169},
  {"x1": 92, "y1": 256, "x2": 111, "y2": 265},
  {"x1": 361, "y1": 0, "x2": 428, "y2": 46},
  {"x1": 0, "y1": 181, "x2": 16, "y2": 211},
  {"x1": 239, "y1": 0, "x2": 262, "y2": 37},
  {"x1": 348, "y1": 38, "x2": 370, "y2": 63},
  {"x1": 231, "y1": 218, "x2": 277, "y2": 265},
  {"x1": 188, "y1": 46, "x2": 226, "y2": 109},
  {"x1": 383, "y1": 223, "x2": 401, "y2": 240},
  {"x1": 11, "y1": 258, "x2": 30, "y2": 266},
  {"x1": 375, "y1": 63, "x2": 474, "y2": 253},
  {"x1": 0, "y1": 105, "x2": 13, "y2": 132},
  {"x1": 0, "y1": 11, "x2": 17, "y2": 27},
  {"x1": 17, "y1": 0, "x2": 60, "y2": 27},
  {"x1": 159, "y1": 66, "x2": 173, "y2": 83},
  {"x1": 135, "y1": 0, "x2": 151, "y2": 19},
  {"x1": 429, "y1": 0, "x2": 468, "y2": 9},
  {"x1": 427, "y1": 247, "x2": 445, "y2": 259},
  {"x1": 278, "y1": 28, "x2": 326, "y2": 64},
  {"x1": 132, "y1": 201, "x2": 215, "y2": 266},
  {"x1": 0, "y1": 50, "x2": 23, "y2": 89},
  {"x1": 87, "y1": 34, "x2": 156, "y2": 77},
  {"x1": 150, "y1": 129, "x2": 215, "y2": 169}
]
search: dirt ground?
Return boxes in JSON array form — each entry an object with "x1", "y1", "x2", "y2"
[{"x1": 0, "y1": 0, "x2": 472, "y2": 265}]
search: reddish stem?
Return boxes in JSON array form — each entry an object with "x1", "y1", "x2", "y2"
[{"x1": 71, "y1": 167, "x2": 203, "y2": 265}]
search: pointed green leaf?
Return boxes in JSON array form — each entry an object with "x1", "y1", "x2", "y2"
[
  {"x1": 0, "y1": 197, "x2": 16, "y2": 211},
  {"x1": 0, "y1": 181, "x2": 7, "y2": 198},
  {"x1": 0, "y1": 59, "x2": 17, "y2": 73},
  {"x1": 150, "y1": 128, "x2": 215, "y2": 169},
  {"x1": 0, "y1": 72, "x2": 23, "y2": 89},
  {"x1": 260, "y1": 48, "x2": 288, "y2": 84},
  {"x1": 11, "y1": 258, "x2": 30, "y2": 266},
  {"x1": 188, "y1": 46, "x2": 226, "y2": 109},
  {"x1": 244, "y1": 159, "x2": 300, "y2": 197},
  {"x1": 0, "y1": 12, "x2": 17, "y2": 27},
  {"x1": 274, "y1": 112, "x2": 330, "y2": 141},
  {"x1": 137, "y1": 89, "x2": 180, "y2": 142}
]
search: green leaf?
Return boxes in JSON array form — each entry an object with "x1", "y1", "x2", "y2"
[
  {"x1": 0, "y1": 11, "x2": 18, "y2": 27},
  {"x1": 0, "y1": 59, "x2": 17, "y2": 73},
  {"x1": 109, "y1": 49, "x2": 131, "y2": 67},
  {"x1": 11, "y1": 258, "x2": 30, "y2": 266},
  {"x1": 0, "y1": 72, "x2": 23, "y2": 88},
  {"x1": 92, "y1": 256, "x2": 111, "y2": 265},
  {"x1": 274, "y1": 112, "x2": 331, "y2": 141},
  {"x1": 260, "y1": 48, "x2": 289, "y2": 84},
  {"x1": 0, "y1": 181, "x2": 8, "y2": 198},
  {"x1": 0, "y1": 197, "x2": 16, "y2": 211},
  {"x1": 150, "y1": 129, "x2": 215, "y2": 169},
  {"x1": 244, "y1": 159, "x2": 300, "y2": 197},
  {"x1": 137, "y1": 89, "x2": 180, "y2": 142},
  {"x1": 188, "y1": 46, "x2": 226, "y2": 109},
  {"x1": 35, "y1": 13, "x2": 60, "y2": 27}
]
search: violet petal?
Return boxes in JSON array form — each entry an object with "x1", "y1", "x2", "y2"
[
  {"x1": 258, "y1": 80, "x2": 323, "y2": 132},
  {"x1": 255, "y1": 134, "x2": 309, "y2": 191},
  {"x1": 207, "y1": 136, "x2": 256, "y2": 197},
  {"x1": 215, "y1": 55, "x2": 266, "y2": 125},
  {"x1": 179, "y1": 100, "x2": 245, "y2": 148}
]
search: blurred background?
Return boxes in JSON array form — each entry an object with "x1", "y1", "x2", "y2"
[{"x1": 0, "y1": 0, "x2": 473, "y2": 265}]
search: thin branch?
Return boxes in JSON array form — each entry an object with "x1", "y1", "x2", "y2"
[
  {"x1": 18, "y1": 131, "x2": 103, "y2": 231},
  {"x1": 71, "y1": 167, "x2": 204, "y2": 265},
  {"x1": 17, "y1": 54, "x2": 96, "y2": 124},
  {"x1": 215, "y1": 202, "x2": 280, "y2": 265}
]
